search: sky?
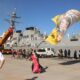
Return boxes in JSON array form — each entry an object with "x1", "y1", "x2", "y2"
[{"x1": 0, "y1": 0, "x2": 80, "y2": 37}]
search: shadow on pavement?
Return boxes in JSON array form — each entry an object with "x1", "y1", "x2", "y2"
[
  {"x1": 40, "y1": 66, "x2": 48, "y2": 73},
  {"x1": 26, "y1": 76, "x2": 38, "y2": 80},
  {"x1": 59, "y1": 59, "x2": 80, "y2": 65}
]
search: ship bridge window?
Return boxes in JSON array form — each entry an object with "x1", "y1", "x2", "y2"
[
  {"x1": 13, "y1": 37, "x2": 17, "y2": 40},
  {"x1": 16, "y1": 30, "x2": 22, "y2": 33},
  {"x1": 26, "y1": 27, "x2": 35, "y2": 30},
  {"x1": 6, "y1": 44, "x2": 10, "y2": 47},
  {"x1": 31, "y1": 35, "x2": 34, "y2": 37},
  {"x1": 23, "y1": 35, "x2": 29, "y2": 38},
  {"x1": 20, "y1": 34, "x2": 23, "y2": 36}
]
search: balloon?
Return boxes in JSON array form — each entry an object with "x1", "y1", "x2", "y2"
[{"x1": 46, "y1": 9, "x2": 80, "y2": 45}]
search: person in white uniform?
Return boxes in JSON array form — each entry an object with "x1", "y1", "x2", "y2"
[{"x1": 0, "y1": 51, "x2": 5, "y2": 69}]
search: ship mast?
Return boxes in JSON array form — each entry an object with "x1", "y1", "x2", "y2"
[{"x1": 5, "y1": 8, "x2": 20, "y2": 29}]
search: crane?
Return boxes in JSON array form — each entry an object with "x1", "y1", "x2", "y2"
[{"x1": 0, "y1": 9, "x2": 20, "y2": 48}]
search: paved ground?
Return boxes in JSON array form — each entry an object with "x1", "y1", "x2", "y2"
[{"x1": 0, "y1": 55, "x2": 80, "y2": 80}]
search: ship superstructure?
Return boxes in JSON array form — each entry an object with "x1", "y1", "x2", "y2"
[{"x1": 4, "y1": 26, "x2": 47, "y2": 49}]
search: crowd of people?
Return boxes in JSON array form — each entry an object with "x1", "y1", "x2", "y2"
[
  {"x1": 11, "y1": 49, "x2": 29, "y2": 59},
  {"x1": 57, "y1": 49, "x2": 80, "y2": 59}
]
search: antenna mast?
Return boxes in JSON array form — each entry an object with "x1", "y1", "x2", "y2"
[{"x1": 5, "y1": 8, "x2": 20, "y2": 28}]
